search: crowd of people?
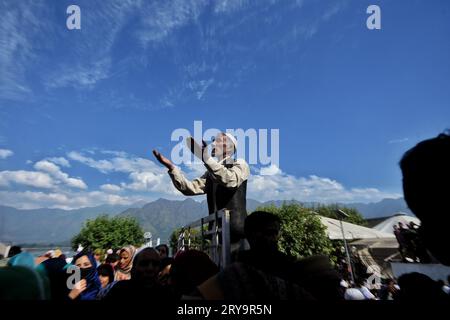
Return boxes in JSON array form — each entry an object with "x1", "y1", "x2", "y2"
[
  {"x1": 1, "y1": 210, "x2": 450, "y2": 301},
  {"x1": 393, "y1": 221, "x2": 430, "y2": 263},
  {"x1": 1, "y1": 132, "x2": 450, "y2": 302}
]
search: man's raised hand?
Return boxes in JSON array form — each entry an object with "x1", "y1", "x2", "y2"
[
  {"x1": 186, "y1": 137, "x2": 210, "y2": 162},
  {"x1": 153, "y1": 150, "x2": 175, "y2": 171}
]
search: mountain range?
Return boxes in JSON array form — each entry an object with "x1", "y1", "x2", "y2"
[{"x1": 0, "y1": 197, "x2": 412, "y2": 245}]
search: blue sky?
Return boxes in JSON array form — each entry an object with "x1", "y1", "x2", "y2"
[{"x1": 0, "y1": 0, "x2": 449, "y2": 209}]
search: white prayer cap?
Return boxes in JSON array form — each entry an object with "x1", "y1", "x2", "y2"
[{"x1": 224, "y1": 132, "x2": 238, "y2": 149}]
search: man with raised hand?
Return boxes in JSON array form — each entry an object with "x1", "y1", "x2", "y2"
[{"x1": 153, "y1": 132, "x2": 250, "y2": 246}]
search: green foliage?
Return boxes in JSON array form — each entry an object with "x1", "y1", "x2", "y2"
[
  {"x1": 71, "y1": 215, "x2": 144, "y2": 251},
  {"x1": 169, "y1": 226, "x2": 209, "y2": 254},
  {"x1": 311, "y1": 204, "x2": 367, "y2": 226},
  {"x1": 255, "y1": 204, "x2": 334, "y2": 259}
]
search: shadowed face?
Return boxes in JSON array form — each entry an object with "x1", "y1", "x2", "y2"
[
  {"x1": 132, "y1": 249, "x2": 161, "y2": 283},
  {"x1": 211, "y1": 133, "x2": 234, "y2": 159},
  {"x1": 248, "y1": 222, "x2": 280, "y2": 252},
  {"x1": 157, "y1": 246, "x2": 168, "y2": 259},
  {"x1": 99, "y1": 274, "x2": 110, "y2": 288}
]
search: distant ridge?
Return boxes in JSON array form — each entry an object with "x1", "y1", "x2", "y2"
[{"x1": 0, "y1": 197, "x2": 412, "y2": 244}]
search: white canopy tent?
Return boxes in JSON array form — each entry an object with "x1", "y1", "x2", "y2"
[
  {"x1": 319, "y1": 216, "x2": 395, "y2": 240},
  {"x1": 372, "y1": 212, "x2": 420, "y2": 234}
]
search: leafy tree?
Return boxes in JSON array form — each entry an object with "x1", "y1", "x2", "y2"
[
  {"x1": 311, "y1": 204, "x2": 367, "y2": 226},
  {"x1": 255, "y1": 204, "x2": 334, "y2": 259},
  {"x1": 169, "y1": 226, "x2": 209, "y2": 254},
  {"x1": 71, "y1": 215, "x2": 144, "y2": 251}
]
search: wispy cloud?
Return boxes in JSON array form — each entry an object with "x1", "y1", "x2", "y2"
[
  {"x1": 388, "y1": 138, "x2": 409, "y2": 144},
  {"x1": 45, "y1": 58, "x2": 111, "y2": 89},
  {"x1": 0, "y1": 1, "x2": 50, "y2": 101},
  {"x1": 188, "y1": 78, "x2": 215, "y2": 100},
  {"x1": 136, "y1": 0, "x2": 208, "y2": 46},
  {"x1": 213, "y1": 0, "x2": 250, "y2": 14},
  {"x1": 44, "y1": 1, "x2": 140, "y2": 90}
]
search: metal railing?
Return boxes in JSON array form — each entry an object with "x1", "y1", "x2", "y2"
[{"x1": 176, "y1": 209, "x2": 231, "y2": 269}]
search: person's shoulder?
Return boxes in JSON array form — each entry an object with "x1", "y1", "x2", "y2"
[
  {"x1": 234, "y1": 158, "x2": 249, "y2": 166},
  {"x1": 234, "y1": 159, "x2": 250, "y2": 173}
]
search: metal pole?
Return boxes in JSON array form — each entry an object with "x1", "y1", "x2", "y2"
[
  {"x1": 221, "y1": 210, "x2": 231, "y2": 269},
  {"x1": 340, "y1": 218, "x2": 355, "y2": 284}
]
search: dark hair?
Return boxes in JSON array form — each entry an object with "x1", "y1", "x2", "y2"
[
  {"x1": 97, "y1": 264, "x2": 114, "y2": 284},
  {"x1": 171, "y1": 250, "x2": 219, "y2": 296},
  {"x1": 400, "y1": 132, "x2": 450, "y2": 265},
  {"x1": 105, "y1": 253, "x2": 119, "y2": 264},
  {"x1": 72, "y1": 249, "x2": 94, "y2": 265},
  {"x1": 8, "y1": 246, "x2": 22, "y2": 258},
  {"x1": 156, "y1": 244, "x2": 170, "y2": 256},
  {"x1": 244, "y1": 211, "x2": 281, "y2": 236},
  {"x1": 400, "y1": 132, "x2": 450, "y2": 218}
]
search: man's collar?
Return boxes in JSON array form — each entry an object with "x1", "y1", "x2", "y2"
[
  {"x1": 218, "y1": 156, "x2": 229, "y2": 164},
  {"x1": 218, "y1": 156, "x2": 232, "y2": 164}
]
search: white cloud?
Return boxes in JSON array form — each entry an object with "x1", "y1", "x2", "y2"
[
  {"x1": 259, "y1": 164, "x2": 282, "y2": 176},
  {"x1": 46, "y1": 157, "x2": 71, "y2": 167},
  {"x1": 99, "y1": 150, "x2": 129, "y2": 157},
  {"x1": 0, "y1": 170, "x2": 54, "y2": 189},
  {"x1": 122, "y1": 171, "x2": 178, "y2": 194},
  {"x1": 0, "y1": 190, "x2": 147, "y2": 210},
  {"x1": 0, "y1": 148, "x2": 402, "y2": 209},
  {"x1": 100, "y1": 184, "x2": 123, "y2": 193},
  {"x1": 34, "y1": 160, "x2": 87, "y2": 189},
  {"x1": 67, "y1": 151, "x2": 115, "y2": 173},
  {"x1": 388, "y1": 138, "x2": 409, "y2": 144},
  {"x1": 0, "y1": 149, "x2": 13, "y2": 159},
  {"x1": 68, "y1": 151, "x2": 176, "y2": 194},
  {"x1": 67, "y1": 151, "x2": 162, "y2": 174},
  {"x1": 248, "y1": 169, "x2": 402, "y2": 203}
]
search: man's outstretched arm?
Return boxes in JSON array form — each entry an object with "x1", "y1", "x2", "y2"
[
  {"x1": 153, "y1": 150, "x2": 206, "y2": 196},
  {"x1": 168, "y1": 167, "x2": 207, "y2": 196}
]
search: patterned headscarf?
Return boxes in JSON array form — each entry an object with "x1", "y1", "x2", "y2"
[{"x1": 115, "y1": 245, "x2": 136, "y2": 281}]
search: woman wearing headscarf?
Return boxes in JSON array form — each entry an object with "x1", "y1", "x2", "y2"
[
  {"x1": 104, "y1": 248, "x2": 173, "y2": 301},
  {"x1": 68, "y1": 250, "x2": 101, "y2": 300},
  {"x1": 115, "y1": 245, "x2": 136, "y2": 281},
  {"x1": 1, "y1": 252, "x2": 51, "y2": 300}
]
